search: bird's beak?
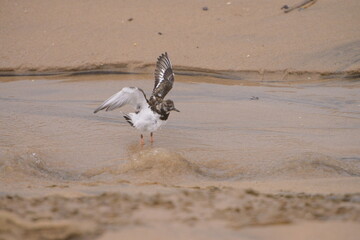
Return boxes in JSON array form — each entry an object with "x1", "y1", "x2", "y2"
[{"x1": 173, "y1": 108, "x2": 180, "y2": 112}]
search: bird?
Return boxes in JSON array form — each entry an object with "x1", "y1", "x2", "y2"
[{"x1": 94, "y1": 52, "x2": 179, "y2": 144}]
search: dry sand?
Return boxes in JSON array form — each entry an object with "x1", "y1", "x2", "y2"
[
  {"x1": 1, "y1": 0, "x2": 360, "y2": 240},
  {"x1": 1, "y1": 0, "x2": 359, "y2": 75}
]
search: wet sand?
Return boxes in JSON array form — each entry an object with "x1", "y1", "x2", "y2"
[{"x1": 1, "y1": 74, "x2": 360, "y2": 239}]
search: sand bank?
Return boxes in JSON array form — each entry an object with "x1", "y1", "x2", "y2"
[{"x1": 1, "y1": 0, "x2": 359, "y2": 76}]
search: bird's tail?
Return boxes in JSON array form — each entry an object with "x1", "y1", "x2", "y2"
[{"x1": 123, "y1": 114, "x2": 134, "y2": 127}]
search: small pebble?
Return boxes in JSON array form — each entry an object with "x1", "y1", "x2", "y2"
[
  {"x1": 128, "y1": 18, "x2": 133, "y2": 22},
  {"x1": 158, "y1": 32, "x2": 162, "y2": 35},
  {"x1": 202, "y1": 7, "x2": 208, "y2": 11}
]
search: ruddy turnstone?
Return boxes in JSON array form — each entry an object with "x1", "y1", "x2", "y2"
[{"x1": 94, "y1": 52, "x2": 179, "y2": 144}]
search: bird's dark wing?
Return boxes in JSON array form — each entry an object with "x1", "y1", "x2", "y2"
[
  {"x1": 94, "y1": 87, "x2": 148, "y2": 113},
  {"x1": 152, "y1": 52, "x2": 174, "y2": 99}
]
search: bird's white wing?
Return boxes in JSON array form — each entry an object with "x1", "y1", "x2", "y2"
[
  {"x1": 94, "y1": 87, "x2": 148, "y2": 113},
  {"x1": 152, "y1": 52, "x2": 175, "y2": 99}
]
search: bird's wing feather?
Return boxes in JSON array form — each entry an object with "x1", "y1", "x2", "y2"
[
  {"x1": 152, "y1": 52, "x2": 175, "y2": 99},
  {"x1": 94, "y1": 87, "x2": 148, "y2": 113}
]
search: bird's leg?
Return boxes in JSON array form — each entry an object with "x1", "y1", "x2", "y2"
[
  {"x1": 140, "y1": 134, "x2": 145, "y2": 145},
  {"x1": 150, "y1": 132, "x2": 154, "y2": 143}
]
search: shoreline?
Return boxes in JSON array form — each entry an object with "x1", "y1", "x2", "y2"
[{"x1": 1, "y1": 65, "x2": 359, "y2": 83}]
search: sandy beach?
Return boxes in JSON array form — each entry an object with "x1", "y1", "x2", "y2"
[
  {"x1": 1, "y1": 0, "x2": 360, "y2": 239},
  {"x1": 1, "y1": 0, "x2": 359, "y2": 75}
]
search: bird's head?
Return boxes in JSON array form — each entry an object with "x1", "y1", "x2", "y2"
[{"x1": 162, "y1": 99, "x2": 180, "y2": 113}]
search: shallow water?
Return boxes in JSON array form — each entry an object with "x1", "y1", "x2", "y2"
[{"x1": 1, "y1": 74, "x2": 360, "y2": 193}]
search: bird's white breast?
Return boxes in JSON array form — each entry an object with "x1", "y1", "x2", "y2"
[{"x1": 129, "y1": 107, "x2": 166, "y2": 132}]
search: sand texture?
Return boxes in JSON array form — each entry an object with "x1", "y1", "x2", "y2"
[
  {"x1": 1, "y1": 0, "x2": 360, "y2": 75},
  {"x1": 1, "y1": 188, "x2": 360, "y2": 240},
  {"x1": 1, "y1": 0, "x2": 360, "y2": 239}
]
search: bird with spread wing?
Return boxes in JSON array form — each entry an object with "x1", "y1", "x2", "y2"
[{"x1": 94, "y1": 53, "x2": 179, "y2": 144}]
